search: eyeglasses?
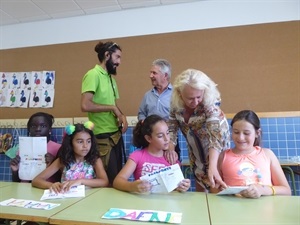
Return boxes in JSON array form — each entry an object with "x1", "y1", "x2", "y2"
[{"x1": 108, "y1": 42, "x2": 119, "y2": 50}]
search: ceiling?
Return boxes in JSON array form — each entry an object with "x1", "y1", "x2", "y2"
[{"x1": 0, "y1": 0, "x2": 201, "y2": 26}]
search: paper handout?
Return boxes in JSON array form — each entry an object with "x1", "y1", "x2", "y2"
[
  {"x1": 140, "y1": 164, "x2": 185, "y2": 193},
  {"x1": 18, "y1": 136, "x2": 47, "y2": 180},
  {"x1": 217, "y1": 186, "x2": 248, "y2": 195},
  {"x1": 0, "y1": 198, "x2": 60, "y2": 210},
  {"x1": 102, "y1": 208, "x2": 182, "y2": 224},
  {"x1": 40, "y1": 185, "x2": 86, "y2": 200}
]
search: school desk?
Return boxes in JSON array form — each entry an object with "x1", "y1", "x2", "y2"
[
  {"x1": 49, "y1": 187, "x2": 210, "y2": 225},
  {"x1": 207, "y1": 193, "x2": 300, "y2": 225},
  {"x1": 0, "y1": 182, "x2": 100, "y2": 224},
  {"x1": 0, "y1": 181, "x2": 14, "y2": 188}
]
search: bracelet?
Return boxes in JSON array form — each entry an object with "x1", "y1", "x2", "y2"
[{"x1": 270, "y1": 185, "x2": 276, "y2": 196}]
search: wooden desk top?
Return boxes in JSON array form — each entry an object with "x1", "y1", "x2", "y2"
[
  {"x1": 207, "y1": 194, "x2": 300, "y2": 225},
  {"x1": 0, "y1": 182, "x2": 100, "y2": 223},
  {"x1": 50, "y1": 187, "x2": 210, "y2": 225}
]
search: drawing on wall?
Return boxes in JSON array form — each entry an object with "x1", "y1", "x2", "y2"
[
  {"x1": 22, "y1": 72, "x2": 32, "y2": 89},
  {"x1": 0, "y1": 71, "x2": 55, "y2": 108}
]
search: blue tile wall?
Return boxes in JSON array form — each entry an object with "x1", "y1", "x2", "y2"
[{"x1": 0, "y1": 116, "x2": 299, "y2": 195}]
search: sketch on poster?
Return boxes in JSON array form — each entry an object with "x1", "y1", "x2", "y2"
[
  {"x1": 8, "y1": 89, "x2": 17, "y2": 107},
  {"x1": 1, "y1": 73, "x2": 9, "y2": 89},
  {"x1": 42, "y1": 71, "x2": 55, "y2": 88},
  {"x1": 41, "y1": 89, "x2": 54, "y2": 108},
  {"x1": 11, "y1": 73, "x2": 21, "y2": 89},
  {"x1": 22, "y1": 72, "x2": 32, "y2": 89},
  {"x1": 32, "y1": 71, "x2": 42, "y2": 89},
  {"x1": 30, "y1": 89, "x2": 42, "y2": 107},
  {"x1": 0, "y1": 89, "x2": 6, "y2": 107},
  {"x1": 17, "y1": 89, "x2": 30, "y2": 108}
]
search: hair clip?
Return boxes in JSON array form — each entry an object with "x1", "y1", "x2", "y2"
[
  {"x1": 65, "y1": 125, "x2": 75, "y2": 135},
  {"x1": 84, "y1": 121, "x2": 94, "y2": 130}
]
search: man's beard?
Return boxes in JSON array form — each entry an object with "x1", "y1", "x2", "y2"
[{"x1": 106, "y1": 58, "x2": 118, "y2": 75}]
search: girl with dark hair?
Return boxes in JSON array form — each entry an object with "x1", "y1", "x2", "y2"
[
  {"x1": 113, "y1": 115, "x2": 190, "y2": 193},
  {"x1": 217, "y1": 110, "x2": 291, "y2": 198},
  {"x1": 10, "y1": 112, "x2": 61, "y2": 182},
  {"x1": 32, "y1": 122, "x2": 108, "y2": 193}
]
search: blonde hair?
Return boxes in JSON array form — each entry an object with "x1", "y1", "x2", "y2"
[{"x1": 171, "y1": 69, "x2": 221, "y2": 111}]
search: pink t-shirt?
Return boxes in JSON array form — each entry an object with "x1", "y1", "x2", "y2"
[
  {"x1": 221, "y1": 146, "x2": 272, "y2": 186},
  {"x1": 47, "y1": 140, "x2": 60, "y2": 157},
  {"x1": 129, "y1": 148, "x2": 179, "y2": 180}
]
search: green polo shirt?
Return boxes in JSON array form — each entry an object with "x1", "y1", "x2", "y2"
[{"x1": 81, "y1": 65, "x2": 119, "y2": 135}]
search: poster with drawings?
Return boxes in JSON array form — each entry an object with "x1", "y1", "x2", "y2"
[{"x1": 0, "y1": 70, "x2": 55, "y2": 108}]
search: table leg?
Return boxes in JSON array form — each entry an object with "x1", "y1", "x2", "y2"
[{"x1": 282, "y1": 166, "x2": 297, "y2": 196}]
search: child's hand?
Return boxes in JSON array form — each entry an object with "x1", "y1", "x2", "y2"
[
  {"x1": 60, "y1": 180, "x2": 82, "y2": 193},
  {"x1": 176, "y1": 179, "x2": 191, "y2": 192},
  {"x1": 239, "y1": 184, "x2": 262, "y2": 198},
  {"x1": 135, "y1": 180, "x2": 152, "y2": 194},
  {"x1": 50, "y1": 182, "x2": 63, "y2": 194},
  {"x1": 45, "y1": 153, "x2": 55, "y2": 166},
  {"x1": 10, "y1": 155, "x2": 20, "y2": 171}
]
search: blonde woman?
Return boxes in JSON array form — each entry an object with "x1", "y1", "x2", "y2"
[{"x1": 167, "y1": 69, "x2": 230, "y2": 192}]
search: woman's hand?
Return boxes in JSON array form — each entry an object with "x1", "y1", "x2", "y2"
[
  {"x1": 163, "y1": 150, "x2": 178, "y2": 165},
  {"x1": 208, "y1": 166, "x2": 227, "y2": 189},
  {"x1": 177, "y1": 179, "x2": 191, "y2": 192}
]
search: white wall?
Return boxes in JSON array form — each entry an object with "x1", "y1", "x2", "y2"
[{"x1": 0, "y1": 1, "x2": 299, "y2": 50}]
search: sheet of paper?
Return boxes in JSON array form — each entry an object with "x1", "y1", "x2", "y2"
[
  {"x1": 18, "y1": 136, "x2": 47, "y2": 180},
  {"x1": 40, "y1": 185, "x2": 85, "y2": 200},
  {"x1": 140, "y1": 164, "x2": 184, "y2": 193},
  {"x1": 0, "y1": 198, "x2": 60, "y2": 210},
  {"x1": 217, "y1": 186, "x2": 248, "y2": 195},
  {"x1": 102, "y1": 208, "x2": 182, "y2": 224}
]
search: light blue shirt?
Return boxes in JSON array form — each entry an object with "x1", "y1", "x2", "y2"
[{"x1": 138, "y1": 83, "x2": 173, "y2": 121}]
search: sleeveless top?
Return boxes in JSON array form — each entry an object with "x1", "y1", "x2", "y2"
[
  {"x1": 221, "y1": 146, "x2": 272, "y2": 186},
  {"x1": 61, "y1": 161, "x2": 96, "y2": 182}
]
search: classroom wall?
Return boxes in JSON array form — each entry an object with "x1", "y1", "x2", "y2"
[
  {"x1": 0, "y1": 1, "x2": 299, "y2": 119},
  {"x1": 0, "y1": 1, "x2": 298, "y2": 50},
  {"x1": 0, "y1": 21, "x2": 299, "y2": 119}
]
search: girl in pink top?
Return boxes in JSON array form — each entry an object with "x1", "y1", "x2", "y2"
[
  {"x1": 113, "y1": 115, "x2": 190, "y2": 193},
  {"x1": 217, "y1": 110, "x2": 291, "y2": 198}
]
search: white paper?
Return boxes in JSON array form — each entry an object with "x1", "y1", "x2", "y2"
[
  {"x1": 40, "y1": 185, "x2": 86, "y2": 200},
  {"x1": 217, "y1": 186, "x2": 248, "y2": 195},
  {"x1": 18, "y1": 136, "x2": 47, "y2": 180},
  {"x1": 140, "y1": 164, "x2": 184, "y2": 193},
  {"x1": 0, "y1": 198, "x2": 60, "y2": 210}
]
